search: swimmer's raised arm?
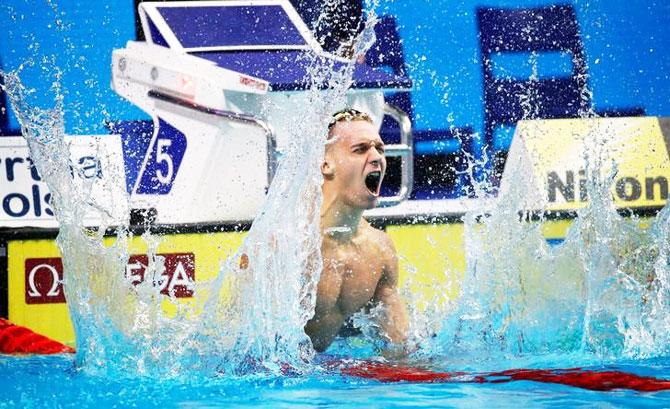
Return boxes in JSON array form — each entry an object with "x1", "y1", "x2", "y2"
[{"x1": 372, "y1": 232, "x2": 409, "y2": 350}]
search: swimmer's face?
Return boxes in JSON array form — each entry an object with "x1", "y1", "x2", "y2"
[{"x1": 322, "y1": 119, "x2": 386, "y2": 209}]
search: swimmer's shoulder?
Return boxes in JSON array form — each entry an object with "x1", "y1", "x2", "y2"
[
  {"x1": 360, "y1": 220, "x2": 399, "y2": 283},
  {"x1": 360, "y1": 218, "x2": 397, "y2": 255}
]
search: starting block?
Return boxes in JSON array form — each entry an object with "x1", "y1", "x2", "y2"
[{"x1": 112, "y1": 0, "x2": 414, "y2": 225}]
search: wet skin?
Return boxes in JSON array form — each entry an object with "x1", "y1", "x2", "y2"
[{"x1": 305, "y1": 119, "x2": 409, "y2": 352}]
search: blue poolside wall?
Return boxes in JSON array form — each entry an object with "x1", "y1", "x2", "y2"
[{"x1": 0, "y1": 0, "x2": 669, "y2": 195}]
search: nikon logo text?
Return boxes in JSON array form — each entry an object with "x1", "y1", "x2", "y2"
[{"x1": 547, "y1": 170, "x2": 669, "y2": 203}]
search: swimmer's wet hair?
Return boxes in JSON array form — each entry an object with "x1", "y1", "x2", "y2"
[{"x1": 328, "y1": 108, "x2": 373, "y2": 130}]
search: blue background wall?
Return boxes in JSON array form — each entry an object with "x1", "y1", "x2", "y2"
[
  {"x1": 378, "y1": 0, "x2": 670, "y2": 149},
  {"x1": 0, "y1": 0, "x2": 140, "y2": 134},
  {"x1": 2, "y1": 0, "x2": 669, "y2": 134},
  {"x1": 1, "y1": 0, "x2": 669, "y2": 195}
]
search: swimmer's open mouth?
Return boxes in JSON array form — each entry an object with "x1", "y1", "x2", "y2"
[{"x1": 365, "y1": 171, "x2": 382, "y2": 195}]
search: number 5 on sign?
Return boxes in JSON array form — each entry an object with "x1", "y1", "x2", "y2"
[
  {"x1": 135, "y1": 118, "x2": 187, "y2": 195},
  {"x1": 156, "y1": 139, "x2": 173, "y2": 185}
]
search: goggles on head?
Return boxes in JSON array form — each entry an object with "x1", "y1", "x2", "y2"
[{"x1": 328, "y1": 108, "x2": 373, "y2": 130}]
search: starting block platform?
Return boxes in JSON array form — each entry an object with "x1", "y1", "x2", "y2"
[
  {"x1": 139, "y1": 1, "x2": 411, "y2": 91},
  {"x1": 112, "y1": 0, "x2": 414, "y2": 225}
]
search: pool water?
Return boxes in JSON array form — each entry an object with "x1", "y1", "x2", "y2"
[
  {"x1": 2, "y1": 353, "x2": 670, "y2": 408},
  {"x1": 5, "y1": 65, "x2": 670, "y2": 407},
  {"x1": 4, "y1": 2, "x2": 670, "y2": 407}
]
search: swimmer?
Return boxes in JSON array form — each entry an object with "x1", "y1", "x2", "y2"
[{"x1": 304, "y1": 108, "x2": 409, "y2": 354}]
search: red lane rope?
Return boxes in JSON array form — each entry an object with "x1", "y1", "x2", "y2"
[
  {"x1": 340, "y1": 361, "x2": 670, "y2": 392},
  {"x1": 1, "y1": 319, "x2": 667, "y2": 393},
  {"x1": 490, "y1": 368, "x2": 670, "y2": 392},
  {"x1": 0, "y1": 319, "x2": 75, "y2": 355}
]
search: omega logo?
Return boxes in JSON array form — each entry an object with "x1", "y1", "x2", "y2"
[
  {"x1": 23, "y1": 253, "x2": 195, "y2": 305},
  {"x1": 27, "y1": 264, "x2": 60, "y2": 297},
  {"x1": 24, "y1": 258, "x2": 66, "y2": 304}
]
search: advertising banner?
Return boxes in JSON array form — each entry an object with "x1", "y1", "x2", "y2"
[
  {"x1": 500, "y1": 117, "x2": 670, "y2": 212},
  {"x1": 0, "y1": 135, "x2": 128, "y2": 228},
  {"x1": 7, "y1": 232, "x2": 244, "y2": 345}
]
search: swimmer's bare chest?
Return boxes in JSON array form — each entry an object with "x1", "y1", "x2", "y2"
[{"x1": 316, "y1": 240, "x2": 384, "y2": 317}]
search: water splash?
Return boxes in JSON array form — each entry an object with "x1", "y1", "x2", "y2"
[
  {"x1": 403, "y1": 45, "x2": 670, "y2": 367},
  {"x1": 6, "y1": 0, "x2": 670, "y2": 381},
  {"x1": 426, "y1": 126, "x2": 670, "y2": 367},
  {"x1": 2, "y1": 6, "x2": 382, "y2": 378}
]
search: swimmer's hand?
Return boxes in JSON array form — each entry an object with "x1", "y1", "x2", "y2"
[
  {"x1": 379, "y1": 337, "x2": 419, "y2": 361},
  {"x1": 381, "y1": 343, "x2": 409, "y2": 360}
]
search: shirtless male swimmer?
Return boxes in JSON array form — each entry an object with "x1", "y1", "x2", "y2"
[{"x1": 304, "y1": 108, "x2": 409, "y2": 353}]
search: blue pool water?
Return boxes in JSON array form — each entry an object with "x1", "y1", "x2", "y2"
[
  {"x1": 3, "y1": 2, "x2": 670, "y2": 407},
  {"x1": 2, "y1": 353, "x2": 670, "y2": 408}
]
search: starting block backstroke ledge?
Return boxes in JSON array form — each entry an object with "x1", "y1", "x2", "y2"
[{"x1": 112, "y1": 0, "x2": 414, "y2": 226}]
